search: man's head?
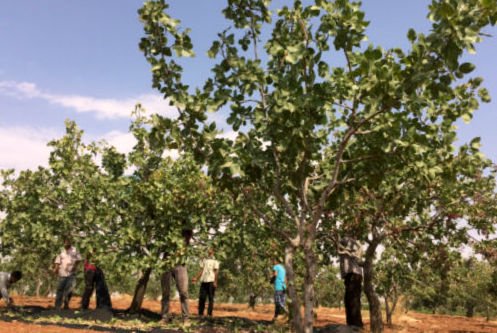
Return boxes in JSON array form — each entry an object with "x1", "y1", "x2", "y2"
[
  {"x1": 208, "y1": 247, "x2": 215, "y2": 257},
  {"x1": 63, "y1": 238, "x2": 72, "y2": 250},
  {"x1": 182, "y1": 229, "x2": 193, "y2": 246},
  {"x1": 10, "y1": 270, "x2": 22, "y2": 283}
]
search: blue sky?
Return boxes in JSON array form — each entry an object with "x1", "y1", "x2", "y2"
[{"x1": 0, "y1": 0, "x2": 496, "y2": 170}]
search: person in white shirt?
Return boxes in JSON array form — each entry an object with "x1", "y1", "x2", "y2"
[
  {"x1": 192, "y1": 247, "x2": 220, "y2": 316},
  {"x1": 0, "y1": 271, "x2": 22, "y2": 307},
  {"x1": 53, "y1": 238, "x2": 82, "y2": 310}
]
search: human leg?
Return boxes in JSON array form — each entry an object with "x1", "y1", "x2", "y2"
[
  {"x1": 198, "y1": 282, "x2": 208, "y2": 316},
  {"x1": 160, "y1": 270, "x2": 172, "y2": 319},
  {"x1": 207, "y1": 282, "x2": 216, "y2": 316},
  {"x1": 95, "y1": 268, "x2": 112, "y2": 309},
  {"x1": 55, "y1": 277, "x2": 69, "y2": 309},
  {"x1": 349, "y1": 273, "x2": 363, "y2": 327},
  {"x1": 174, "y1": 265, "x2": 190, "y2": 318},
  {"x1": 62, "y1": 275, "x2": 76, "y2": 309},
  {"x1": 81, "y1": 270, "x2": 96, "y2": 310}
]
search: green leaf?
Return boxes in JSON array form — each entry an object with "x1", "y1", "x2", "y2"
[
  {"x1": 478, "y1": 88, "x2": 491, "y2": 103},
  {"x1": 462, "y1": 113, "x2": 473, "y2": 124},
  {"x1": 459, "y1": 63, "x2": 476, "y2": 74},
  {"x1": 470, "y1": 137, "x2": 481, "y2": 150},
  {"x1": 407, "y1": 28, "x2": 417, "y2": 42}
]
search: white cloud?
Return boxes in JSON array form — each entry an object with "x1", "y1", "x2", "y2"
[
  {"x1": 99, "y1": 131, "x2": 137, "y2": 155},
  {"x1": 0, "y1": 125, "x2": 183, "y2": 172},
  {"x1": 0, "y1": 126, "x2": 57, "y2": 170},
  {"x1": 0, "y1": 80, "x2": 178, "y2": 119},
  {"x1": 217, "y1": 130, "x2": 238, "y2": 141}
]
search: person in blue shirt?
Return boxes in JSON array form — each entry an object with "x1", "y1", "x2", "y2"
[{"x1": 271, "y1": 258, "x2": 287, "y2": 322}]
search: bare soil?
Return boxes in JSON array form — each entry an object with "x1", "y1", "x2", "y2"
[{"x1": 0, "y1": 295, "x2": 496, "y2": 332}]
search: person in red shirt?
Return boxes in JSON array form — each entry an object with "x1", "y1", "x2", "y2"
[{"x1": 81, "y1": 253, "x2": 112, "y2": 310}]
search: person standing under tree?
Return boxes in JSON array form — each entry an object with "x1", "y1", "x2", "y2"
[
  {"x1": 338, "y1": 236, "x2": 364, "y2": 328},
  {"x1": 271, "y1": 258, "x2": 287, "y2": 322},
  {"x1": 161, "y1": 229, "x2": 192, "y2": 322},
  {"x1": 192, "y1": 247, "x2": 220, "y2": 317},
  {"x1": 81, "y1": 252, "x2": 112, "y2": 310},
  {"x1": 0, "y1": 271, "x2": 22, "y2": 307},
  {"x1": 53, "y1": 238, "x2": 82, "y2": 310}
]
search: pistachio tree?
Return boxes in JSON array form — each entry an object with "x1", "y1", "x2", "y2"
[
  {"x1": 0, "y1": 117, "x2": 226, "y2": 313},
  {"x1": 138, "y1": 0, "x2": 497, "y2": 331},
  {"x1": 0, "y1": 120, "x2": 118, "y2": 295},
  {"x1": 99, "y1": 113, "x2": 228, "y2": 312},
  {"x1": 447, "y1": 257, "x2": 496, "y2": 318}
]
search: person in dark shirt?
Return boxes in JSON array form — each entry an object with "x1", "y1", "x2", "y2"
[
  {"x1": 338, "y1": 236, "x2": 363, "y2": 328},
  {"x1": 81, "y1": 253, "x2": 112, "y2": 310}
]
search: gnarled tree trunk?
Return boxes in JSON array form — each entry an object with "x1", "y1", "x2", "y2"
[
  {"x1": 385, "y1": 286, "x2": 398, "y2": 327},
  {"x1": 303, "y1": 240, "x2": 317, "y2": 333},
  {"x1": 35, "y1": 278, "x2": 43, "y2": 297},
  {"x1": 248, "y1": 293, "x2": 257, "y2": 309},
  {"x1": 127, "y1": 268, "x2": 152, "y2": 313},
  {"x1": 285, "y1": 246, "x2": 303, "y2": 332},
  {"x1": 364, "y1": 239, "x2": 383, "y2": 333}
]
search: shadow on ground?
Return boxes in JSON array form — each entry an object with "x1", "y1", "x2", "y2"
[{"x1": 0, "y1": 306, "x2": 358, "y2": 333}]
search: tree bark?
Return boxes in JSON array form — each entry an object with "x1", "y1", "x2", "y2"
[
  {"x1": 465, "y1": 301, "x2": 475, "y2": 318},
  {"x1": 248, "y1": 294, "x2": 257, "y2": 309},
  {"x1": 127, "y1": 268, "x2": 152, "y2": 313},
  {"x1": 303, "y1": 243, "x2": 317, "y2": 333},
  {"x1": 36, "y1": 278, "x2": 43, "y2": 297},
  {"x1": 285, "y1": 246, "x2": 304, "y2": 333},
  {"x1": 385, "y1": 288, "x2": 398, "y2": 327},
  {"x1": 385, "y1": 297, "x2": 391, "y2": 326},
  {"x1": 364, "y1": 240, "x2": 383, "y2": 333}
]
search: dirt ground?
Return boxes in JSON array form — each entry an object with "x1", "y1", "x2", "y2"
[{"x1": 1, "y1": 295, "x2": 497, "y2": 332}]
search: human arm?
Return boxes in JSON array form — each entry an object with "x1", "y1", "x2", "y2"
[
  {"x1": 269, "y1": 266, "x2": 276, "y2": 284},
  {"x1": 213, "y1": 261, "x2": 220, "y2": 288},
  {"x1": 53, "y1": 255, "x2": 61, "y2": 275},
  {"x1": 191, "y1": 260, "x2": 204, "y2": 283},
  {"x1": 70, "y1": 249, "x2": 83, "y2": 274}
]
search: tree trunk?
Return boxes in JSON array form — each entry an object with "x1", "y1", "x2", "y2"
[
  {"x1": 385, "y1": 288, "x2": 398, "y2": 327},
  {"x1": 385, "y1": 296, "x2": 392, "y2": 327},
  {"x1": 36, "y1": 278, "x2": 43, "y2": 297},
  {"x1": 404, "y1": 296, "x2": 409, "y2": 314},
  {"x1": 285, "y1": 246, "x2": 304, "y2": 333},
  {"x1": 127, "y1": 268, "x2": 152, "y2": 313},
  {"x1": 465, "y1": 301, "x2": 475, "y2": 318},
  {"x1": 248, "y1": 294, "x2": 257, "y2": 309},
  {"x1": 364, "y1": 240, "x2": 383, "y2": 333},
  {"x1": 303, "y1": 244, "x2": 317, "y2": 333}
]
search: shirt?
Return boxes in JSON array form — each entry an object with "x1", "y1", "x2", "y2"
[
  {"x1": 0, "y1": 272, "x2": 12, "y2": 305},
  {"x1": 338, "y1": 237, "x2": 363, "y2": 278},
  {"x1": 84, "y1": 260, "x2": 97, "y2": 272},
  {"x1": 273, "y1": 264, "x2": 286, "y2": 291},
  {"x1": 200, "y1": 258, "x2": 220, "y2": 283},
  {"x1": 54, "y1": 246, "x2": 82, "y2": 277}
]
